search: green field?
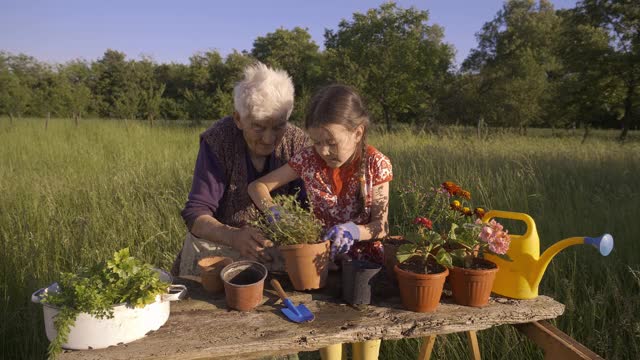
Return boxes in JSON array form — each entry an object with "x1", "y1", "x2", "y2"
[{"x1": 1, "y1": 118, "x2": 638, "y2": 359}]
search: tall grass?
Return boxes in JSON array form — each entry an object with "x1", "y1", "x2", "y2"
[{"x1": 1, "y1": 118, "x2": 638, "y2": 359}]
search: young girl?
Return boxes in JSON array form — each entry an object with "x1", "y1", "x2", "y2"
[{"x1": 248, "y1": 84, "x2": 392, "y2": 262}]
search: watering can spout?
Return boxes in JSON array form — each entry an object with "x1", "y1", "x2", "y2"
[
  {"x1": 585, "y1": 234, "x2": 614, "y2": 256},
  {"x1": 531, "y1": 233, "x2": 614, "y2": 293}
]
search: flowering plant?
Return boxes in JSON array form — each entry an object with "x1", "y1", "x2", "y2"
[
  {"x1": 395, "y1": 216, "x2": 452, "y2": 274},
  {"x1": 396, "y1": 181, "x2": 512, "y2": 269}
]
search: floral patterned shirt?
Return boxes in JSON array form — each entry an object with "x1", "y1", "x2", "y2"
[{"x1": 288, "y1": 145, "x2": 393, "y2": 228}]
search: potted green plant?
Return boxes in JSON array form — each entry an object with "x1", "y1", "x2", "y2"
[
  {"x1": 251, "y1": 195, "x2": 329, "y2": 291},
  {"x1": 394, "y1": 217, "x2": 451, "y2": 312},
  {"x1": 31, "y1": 248, "x2": 184, "y2": 359},
  {"x1": 438, "y1": 181, "x2": 512, "y2": 307}
]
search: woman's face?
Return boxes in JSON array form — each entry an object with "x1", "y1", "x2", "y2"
[
  {"x1": 308, "y1": 123, "x2": 363, "y2": 168},
  {"x1": 234, "y1": 111, "x2": 288, "y2": 158}
]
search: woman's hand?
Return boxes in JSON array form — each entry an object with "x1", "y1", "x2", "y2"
[
  {"x1": 230, "y1": 227, "x2": 273, "y2": 262},
  {"x1": 323, "y1": 222, "x2": 360, "y2": 260}
]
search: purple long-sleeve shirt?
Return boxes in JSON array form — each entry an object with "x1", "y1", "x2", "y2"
[{"x1": 180, "y1": 139, "x2": 306, "y2": 230}]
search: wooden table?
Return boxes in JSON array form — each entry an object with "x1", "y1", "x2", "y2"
[{"x1": 58, "y1": 274, "x2": 599, "y2": 360}]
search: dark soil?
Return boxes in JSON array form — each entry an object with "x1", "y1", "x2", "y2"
[
  {"x1": 228, "y1": 268, "x2": 263, "y2": 285},
  {"x1": 465, "y1": 258, "x2": 497, "y2": 270},
  {"x1": 398, "y1": 257, "x2": 446, "y2": 275}
]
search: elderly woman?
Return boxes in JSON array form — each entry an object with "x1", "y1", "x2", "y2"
[{"x1": 174, "y1": 62, "x2": 307, "y2": 276}]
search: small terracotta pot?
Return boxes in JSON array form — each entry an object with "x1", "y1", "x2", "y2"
[
  {"x1": 382, "y1": 236, "x2": 409, "y2": 284},
  {"x1": 448, "y1": 258, "x2": 498, "y2": 307},
  {"x1": 198, "y1": 256, "x2": 233, "y2": 294},
  {"x1": 395, "y1": 264, "x2": 448, "y2": 312},
  {"x1": 279, "y1": 241, "x2": 330, "y2": 291},
  {"x1": 220, "y1": 261, "x2": 267, "y2": 311}
]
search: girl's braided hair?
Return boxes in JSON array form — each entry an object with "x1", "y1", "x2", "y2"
[{"x1": 305, "y1": 84, "x2": 370, "y2": 210}]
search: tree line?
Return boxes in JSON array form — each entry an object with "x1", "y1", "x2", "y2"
[{"x1": 0, "y1": 0, "x2": 637, "y2": 139}]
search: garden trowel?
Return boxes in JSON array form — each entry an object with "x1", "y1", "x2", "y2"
[{"x1": 270, "y1": 279, "x2": 315, "y2": 323}]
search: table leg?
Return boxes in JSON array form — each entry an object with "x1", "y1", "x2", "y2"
[
  {"x1": 467, "y1": 331, "x2": 481, "y2": 360},
  {"x1": 319, "y1": 343, "x2": 345, "y2": 360},
  {"x1": 353, "y1": 339, "x2": 381, "y2": 360},
  {"x1": 417, "y1": 335, "x2": 437, "y2": 360}
]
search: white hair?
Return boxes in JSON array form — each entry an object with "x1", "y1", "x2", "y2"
[{"x1": 233, "y1": 62, "x2": 294, "y2": 121}]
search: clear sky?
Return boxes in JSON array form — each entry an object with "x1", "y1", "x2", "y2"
[{"x1": 0, "y1": 0, "x2": 578, "y2": 66}]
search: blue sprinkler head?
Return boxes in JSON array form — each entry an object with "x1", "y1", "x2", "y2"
[{"x1": 585, "y1": 234, "x2": 614, "y2": 256}]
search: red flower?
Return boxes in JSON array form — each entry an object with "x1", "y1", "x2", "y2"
[{"x1": 413, "y1": 217, "x2": 433, "y2": 230}]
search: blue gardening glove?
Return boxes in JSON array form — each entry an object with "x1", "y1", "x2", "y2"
[
  {"x1": 266, "y1": 206, "x2": 281, "y2": 224},
  {"x1": 323, "y1": 222, "x2": 360, "y2": 260}
]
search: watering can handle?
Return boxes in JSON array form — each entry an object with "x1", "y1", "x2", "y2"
[
  {"x1": 482, "y1": 210, "x2": 536, "y2": 238},
  {"x1": 270, "y1": 279, "x2": 289, "y2": 301}
]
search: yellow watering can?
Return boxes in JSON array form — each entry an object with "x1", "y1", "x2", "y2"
[{"x1": 482, "y1": 210, "x2": 613, "y2": 299}]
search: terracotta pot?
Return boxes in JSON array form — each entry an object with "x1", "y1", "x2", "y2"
[
  {"x1": 220, "y1": 261, "x2": 267, "y2": 311},
  {"x1": 279, "y1": 241, "x2": 330, "y2": 291},
  {"x1": 198, "y1": 256, "x2": 233, "y2": 294},
  {"x1": 448, "y1": 258, "x2": 498, "y2": 307},
  {"x1": 382, "y1": 236, "x2": 410, "y2": 283},
  {"x1": 394, "y1": 264, "x2": 448, "y2": 312}
]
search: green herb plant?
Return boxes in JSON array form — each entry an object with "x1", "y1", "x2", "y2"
[
  {"x1": 41, "y1": 248, "x2": 169, "y2": 359},
  {"x1": 250, "y1": 194, "x2": 323, "y2": 246}
]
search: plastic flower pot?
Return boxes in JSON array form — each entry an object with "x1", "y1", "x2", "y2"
[
  {"x1": 394, "y1": 264, "x2": 448, "y2": 312},
  {"x1": 220, "y1": 261, "x2": 267, "y2": 311},
  {"x1": 279, "y1": 241, "x2": 330, "y2": 291},
  {"x1": 448, "y1": 258, "x2": 498, "y2": 307},
  {"x1": 198, "y1": 256, "x2": 233, "y2": 294},
  {"x1": 342, "y1": 259, "x2": 382, "y2": 305}
]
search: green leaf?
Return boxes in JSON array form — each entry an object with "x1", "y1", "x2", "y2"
[
  {"x1": 449, "y1": 248, "x2": 467, "y2": 267},
  {"x1": 448, "y1": 223, "x2": 458, "y2": 240},
  {"x1": 435, "y1": 248, "x2": 453, "y2": 268},
  {"x1": 396, "y1": 243, "x2": 418, "y2": 263}
]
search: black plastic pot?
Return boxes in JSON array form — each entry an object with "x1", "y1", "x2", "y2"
[{"x1": 342, "y1": 259, "x2": 382, "y2": 305}]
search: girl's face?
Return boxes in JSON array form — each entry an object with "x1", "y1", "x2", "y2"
[{"x1": 308, "y1": 123, "x2": 364, "y2": 168}]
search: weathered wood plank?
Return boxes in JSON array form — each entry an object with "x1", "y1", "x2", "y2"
[{"x1": 59, "y1": 288, "x2": 564, "y2": 360}]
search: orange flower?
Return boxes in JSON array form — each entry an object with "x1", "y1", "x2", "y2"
[
  {"x1": 450, "y1": 200, "x2": 462, "y2": 210},
  {"x1": 463, "y1": 207, "x2": 473, "y2": 216},
  {"x1": 474, "y1": 207, "x2": 486, "y2": 218},
  {"x1": 442, "y1": 181, "x2": 462, "y2": 196},
  {"x1": 460, "y1": 190, "x2": 471, "y2": 199}
]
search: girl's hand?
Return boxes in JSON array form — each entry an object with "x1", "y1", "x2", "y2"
[
  {"x1": 323, "y1": 222, "x2": 360, "y2": 259},
  {"x1": 266, "y1": 206, "x2": 281, "y2": 224}
]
